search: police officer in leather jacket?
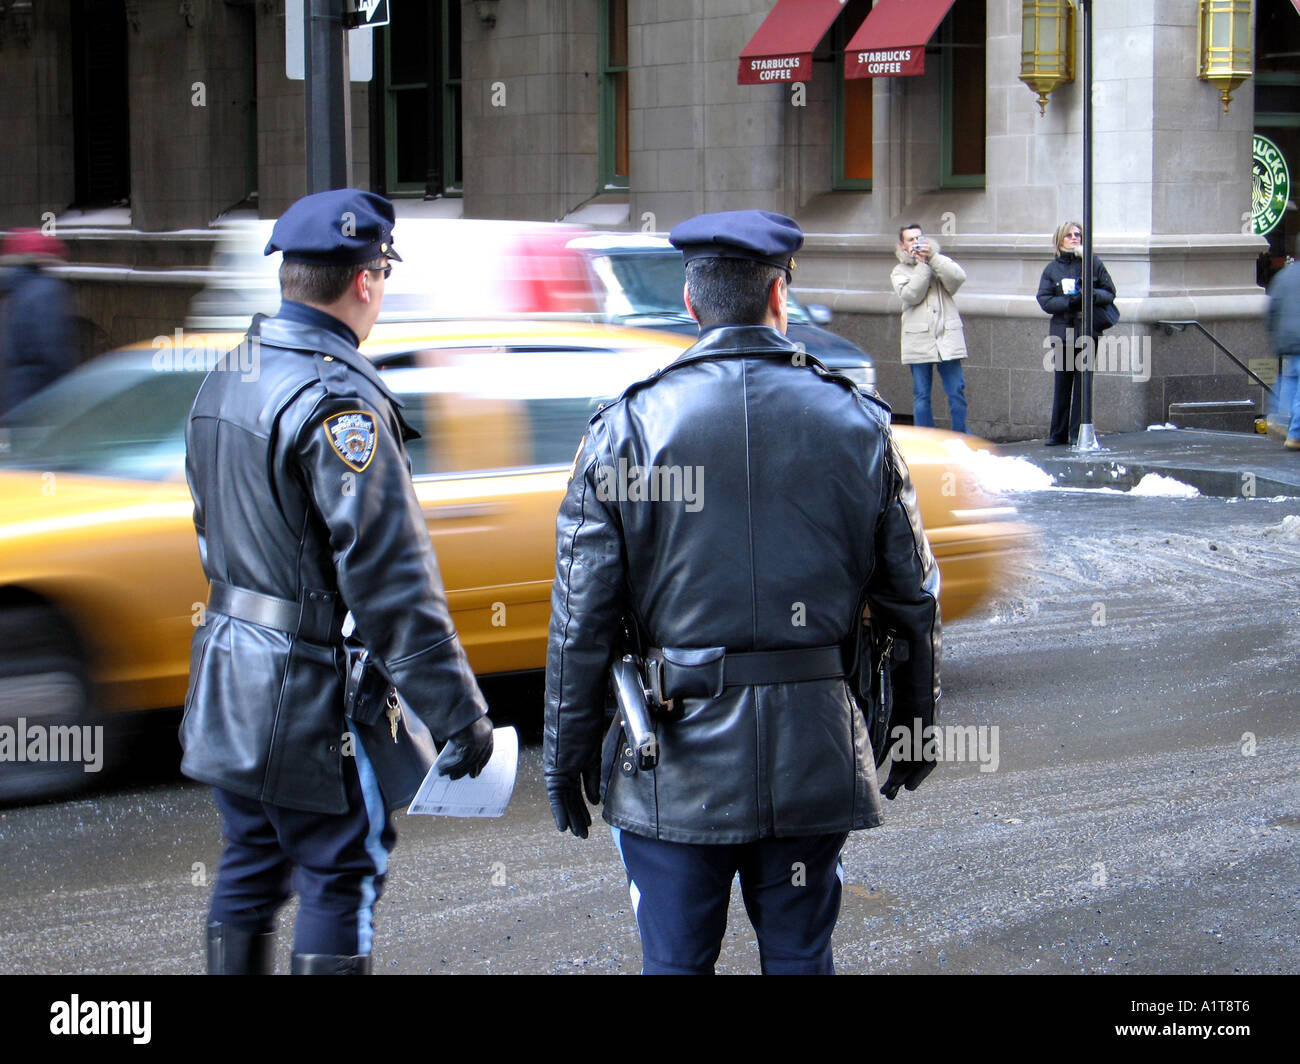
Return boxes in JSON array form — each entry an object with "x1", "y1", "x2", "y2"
[
  {"x1": 543, "y1": 210, "x2": 941, "y2": 975},
  {"x1": 183, "y1": 189, "x2": 493, "y2": 975}
]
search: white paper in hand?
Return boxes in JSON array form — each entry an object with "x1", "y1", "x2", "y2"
[{"x1": 407, "y1": 726, "x2": 518, "y2": 817}]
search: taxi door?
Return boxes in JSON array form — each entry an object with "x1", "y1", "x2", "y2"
[{"x1": 378, "y1": 345, "x2": 617, "y2": 675}]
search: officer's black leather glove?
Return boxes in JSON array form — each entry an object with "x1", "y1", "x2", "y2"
[
  {"x1": 545, "y1": 755, "x2": 601, "y2": 838},
  {"x1": 881, "y1": 756, "x2": 937, "y2": 801},
  {"x1": 440, "y1": 716, "x2": 494, "y2": 779}
]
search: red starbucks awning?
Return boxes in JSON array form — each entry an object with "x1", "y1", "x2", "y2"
[
  {"x1": 738, "y1": 0, "x2": 850, "y2": 85},
  {"x1": 844, "y1": 0, "x2": 957, "y2": 79}
]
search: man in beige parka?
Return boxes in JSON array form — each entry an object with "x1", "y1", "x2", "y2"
[{"x1": 891, "y1": 223, "x2": 967, "y2": 433}]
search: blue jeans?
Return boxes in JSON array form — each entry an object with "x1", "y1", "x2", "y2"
[
  {"x1": 911, "y1": 359, "x2": 967, "y2": 433},
  {"x1": 1276, "y1": 354, "x2": 1300, "y2": 440}
]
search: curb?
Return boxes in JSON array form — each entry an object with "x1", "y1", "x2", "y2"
[{"x1": 1027, "y1": 457, "x2": 1297, "y2": 499}]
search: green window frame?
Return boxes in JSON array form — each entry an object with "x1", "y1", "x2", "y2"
[
  {"x1": 833, "y1": 0, "x2": 873, "y2": 191},
  {"x1": 1256, "y1": 72, "x2": 1300, "y2": 126},
  {"x1": 382, "y1": 0, "x2": 462, "y2": 198},
  {"x1": 940, "y1": 0, "x2": 986, "y2": 189},
  {"x1": 441, "y1": 0, "x2": 463, "y2": 194},
  {"x1": 599, "y1": 0, "x2": 630, "y2": 191}
]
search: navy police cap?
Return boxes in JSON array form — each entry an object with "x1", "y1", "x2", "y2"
[
  {"x1": 668, "y1": 209, "x2": 803, "y2": 272},
  {"x1": 265, "y1": 188, "x2": 402, "y2": 266}
]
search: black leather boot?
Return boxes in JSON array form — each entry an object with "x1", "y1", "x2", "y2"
[
  {"x1": 207, "y1": 921, "x2": 275, "y2": 975},
  {"x1": 291, "y1": 952, "x2": 372, "y2": 975}
]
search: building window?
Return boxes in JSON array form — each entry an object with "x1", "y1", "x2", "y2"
[
  {"x1": 382, "y1": 0, "x2": 461, "y2": 197},
  {"x1": 1255, "y1": 0, "x2": 1300, "y2": 277},
  {"x1": 833, "y1": 0, "x2": 873, "y2": 191},
  {"x1": 600, "y1": 0, "x2": 629, "y2": 191},
  {"x1": 441, "y1": 0, "x2": 463, "y2": 193},
  {"x1": 941, "y1": 0, "x2": 986, "y2": 188},
  {"x1": 71, "y1": 0, "x2": 130, "y2": 207}
]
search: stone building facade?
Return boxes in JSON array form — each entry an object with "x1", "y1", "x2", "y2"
[{"x1": 0, "y1": 0, "x2": 1278, "y2": 439}]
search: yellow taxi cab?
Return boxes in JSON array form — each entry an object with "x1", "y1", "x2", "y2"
[{"x1": 0, "y1": 319, "x2": 1030, "y2": 798}]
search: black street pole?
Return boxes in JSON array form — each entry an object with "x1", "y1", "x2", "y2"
[
  {"x1": 1076, "y1": 0, "x2": 1099, "y2": 450},
  {"x1": 304, "y1": 0, "x2": 349, "y2": 194}
]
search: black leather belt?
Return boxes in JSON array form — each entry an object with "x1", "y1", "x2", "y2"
[
  {"x1": 647, "y1": 643, "x2": 846, "y2": 689},
  {"x1": 207, "y1": 580, "x2": 343, "y2": 646},
  {"x1": 722, "y1": 645, "x2": 846, "y2": 686}
]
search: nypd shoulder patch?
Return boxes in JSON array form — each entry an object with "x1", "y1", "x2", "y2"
[{"x1": 323, "y1": 410, "x2": 378, "y2": 472}]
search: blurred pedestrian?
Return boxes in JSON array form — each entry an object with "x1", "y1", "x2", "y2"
[
  {"x1": 1265, "y1": 256, "x2": 1300, "y2": 450},
  {"x1": 891, "y1": 223, "x2": 968, "y2": 433},
  {"x1": 0, "y1": 229, "x2": 75, "y2": 415},
  {"x1": 1036, "y1": 221, "x2": 1117, "y2": 446}
]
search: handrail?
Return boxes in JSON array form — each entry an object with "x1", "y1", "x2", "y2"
[{"x1": 1156, "y1": 320, "x2": 1276, "y2": 399}]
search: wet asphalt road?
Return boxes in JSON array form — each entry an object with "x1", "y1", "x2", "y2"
[{"x1": 0, "y1": 488, "x2": 1296, "y2": 975}]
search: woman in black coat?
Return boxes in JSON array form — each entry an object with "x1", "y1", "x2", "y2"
[{"x1": 1036, "y1": 220, "x2": 1117, "y2": 445}]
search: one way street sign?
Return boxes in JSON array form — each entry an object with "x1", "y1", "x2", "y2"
[{"x1": 345, "y1": 0, "x2": 390, "y2": 30}]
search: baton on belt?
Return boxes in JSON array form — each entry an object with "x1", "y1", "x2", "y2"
[{"x1": 611, "y1": 654, "x2": 659, "y2": 771}]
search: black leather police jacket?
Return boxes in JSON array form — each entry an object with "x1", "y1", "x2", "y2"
[
  {"x1": 543, "y1": 324, "x2": 941, "y2": 844},
  {"x1": 181, "y1": 315, "x2": 487, "y2": 814}
]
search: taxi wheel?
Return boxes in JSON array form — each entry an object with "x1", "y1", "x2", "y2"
[{"x1": 0, "y1": 600, "x2": 96, "y2": 804}]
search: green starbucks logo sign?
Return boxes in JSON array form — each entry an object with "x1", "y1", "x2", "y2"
[{"x1": 1253, "y1": 134, "x2": 1290, "y2": 236}]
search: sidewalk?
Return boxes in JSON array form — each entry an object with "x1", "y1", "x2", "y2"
[{"x1": 998, "y1": 428, "x2": 1300, "y2": 498}]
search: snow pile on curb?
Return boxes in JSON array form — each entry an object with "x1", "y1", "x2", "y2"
[
  {"x1": 1129, "y1": 472, "x2": 1200, "y2": 498},
  {"x1": 940, "y1": 439, "x2": 1055, "y2": 493},
  {"x1": 1261, "y1": 514, "x2": 1300, "y2": 540}
]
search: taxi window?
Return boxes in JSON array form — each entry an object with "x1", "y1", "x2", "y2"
[
  {"x1": 0, "y1": 353, "x2": 206, "y2": 479},
  {"x1": 379, "y1": 345, "x2": 664, "y2": 476},
  {"x1": 598, "y1": 249, "x2": 812, "y2": 324}
]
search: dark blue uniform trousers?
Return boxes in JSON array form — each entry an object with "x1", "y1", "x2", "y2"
[
  {"x1": 612, "y1": 827, "x2": 848, "y2": 975},
  {"x1": 209, "y1": 735, "x2": 395, "y2": 957}
]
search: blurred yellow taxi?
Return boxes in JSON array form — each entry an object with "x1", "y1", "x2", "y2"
[{"x1": 0, "y1": 320, "x2": 1029, "y2": 798}]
